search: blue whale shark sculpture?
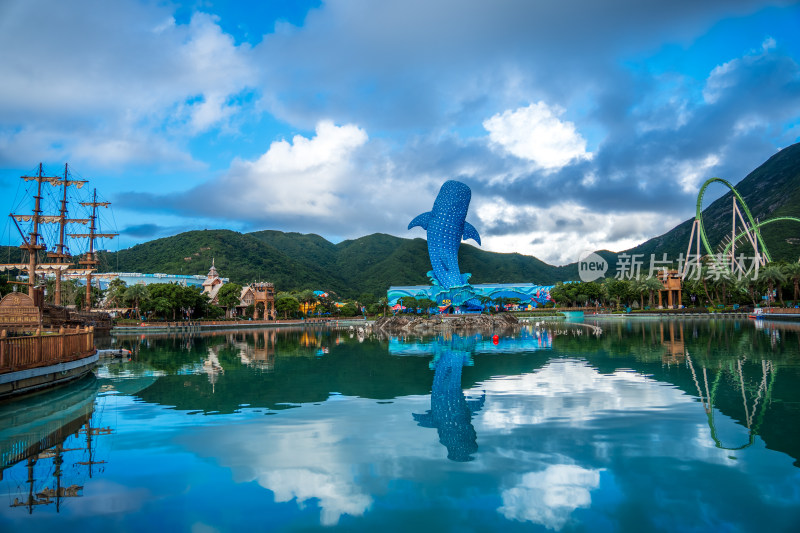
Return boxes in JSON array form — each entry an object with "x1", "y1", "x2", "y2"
[{"x1": 408, "y1": 180, "x2": 481, "y2": 289}]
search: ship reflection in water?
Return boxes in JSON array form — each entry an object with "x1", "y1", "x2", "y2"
[
  {"x1": 413, "y1": 335, "x2": 485, "y2": 461},
  {"x1": 0, "y1": 375, "x2": 110, "y2": 514}
]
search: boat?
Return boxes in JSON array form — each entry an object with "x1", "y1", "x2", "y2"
[{"x1": 0, "y1": 163, "x2": 117, "y2": 399}]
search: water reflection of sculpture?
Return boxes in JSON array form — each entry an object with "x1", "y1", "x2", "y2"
[{"x1": 413, "y1": 335, "x2": 485, "y2": 462}]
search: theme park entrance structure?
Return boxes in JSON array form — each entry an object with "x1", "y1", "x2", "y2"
[{"x1": 683, "y1": 177, "x2": 800, "y2": 278}]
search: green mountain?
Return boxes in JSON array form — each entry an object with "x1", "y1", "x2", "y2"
[
  {"x1": 93, "y1": 229, "x2": 570, "y2": 299},
  {"x1": 605, "y1": 142, "x2": 800, "y2": 269},
  {"x1": 4, "y1": 143, "x2": 799, "y2": 299}
]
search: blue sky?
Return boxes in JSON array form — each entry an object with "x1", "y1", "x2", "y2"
[{"x1": 1, "y1": 0, "x2": 799, "y2": 265}]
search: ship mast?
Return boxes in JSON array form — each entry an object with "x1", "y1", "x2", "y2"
[
  {"x1": 47, "y1": 164, "x2": 88, "y2": 306},
  {"x1": 69, "y1": 188, "x2": 118, "y2": 310},
  {"x1": 11, "y1": 164, "x2": 61, "y2": 297},
  {"x1": 2, "y1": 164, "x2": 90, "y2": 304}
]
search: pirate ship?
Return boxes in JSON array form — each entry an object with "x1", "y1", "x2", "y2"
[{"x1": 0, "y1": 163, "x2": 117, "y2": 398}]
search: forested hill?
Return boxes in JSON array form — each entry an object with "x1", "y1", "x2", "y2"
[
  {"x1": 96, "y1": 142, "x2": 798, "y2": 297},
  {"x1": 3, "y1": 143, "x2": 797, "y2": 298},
  {"x1": 95, "y1": 230, "x2": 572, "y2": 299}
]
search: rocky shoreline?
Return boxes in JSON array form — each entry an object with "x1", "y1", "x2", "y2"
[{"x1": 372, "y1": 313, "x2": 520, "y2": 334}]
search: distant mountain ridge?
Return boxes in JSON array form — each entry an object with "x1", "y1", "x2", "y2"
[
  {"x1": 93, "y1": 229, "x2": 571, "y2": 299},
  {"x1": 3, "y1": 143, "x2": 797, "y2": 298}
]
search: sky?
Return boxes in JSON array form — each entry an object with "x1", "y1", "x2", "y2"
[{"x1": 1, "y1": 0, "x2": 799, "y2": 266}]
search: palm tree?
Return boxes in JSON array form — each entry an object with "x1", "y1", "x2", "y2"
[
  {"x1": 708, "y1": 270, "x2": 734, "y2": 306},
  {"x1": 699, "y1": 265, "x2": 714, "y2": 306},
  {"x1": 782, "y1": 262, "x2": 800, "y2": 303},
  {"x1": 631, "y1": 277, "x2": 647, "y2": 309},
  {"x1": 732, "y1": 276, "x2": 750, "y2": 306},
  {"x1": 377, "y1": 297, "x2": 388, "y2": 317},
  {"x1": 760, "y1": 264, "x2": 787, "y2": 306},
  {"x1": 297, "y1": 290, "x2": 317, "y2": 316},
  {"x1": 643, "y1": 276, "x2": 664, "y2": 308},
  {"x1": 124, "y1": 284, "x2": 148, "y2": 318}
]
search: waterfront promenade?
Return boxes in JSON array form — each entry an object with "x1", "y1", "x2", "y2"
[{"x1": 111, "y1": 317, "x2": 355, "y2": 334}]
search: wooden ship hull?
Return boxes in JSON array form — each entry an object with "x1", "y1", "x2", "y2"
[
  {"x1": 0, "y1": 292, "x2": 98, "y2": 400},
  {"x1": 42, "y1": 304, "x2": 113, "y2": 332}
]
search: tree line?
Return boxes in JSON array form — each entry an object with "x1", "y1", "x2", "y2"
[{"x1": 549, "y1": 261, "x2": 800, "y2": 309}]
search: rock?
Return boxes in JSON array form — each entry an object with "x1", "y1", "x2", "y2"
[{"x1": 374, "y1": 313, "x2": 520, "y2": 334}]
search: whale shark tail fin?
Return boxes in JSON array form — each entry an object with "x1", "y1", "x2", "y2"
[
  {"x1": 462, "y1": 221, "x2": 481, "y2": 245},
  {"x1": 412, "y1": 411, "x2": 435, "y2": 428},
  {"x1": 408, "y1": 212, "x2": 432, "y2": 230}
]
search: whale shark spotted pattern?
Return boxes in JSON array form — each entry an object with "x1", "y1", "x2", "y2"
[{"x1": 408, "y1": 180, "x2": 481, "y2": 290}]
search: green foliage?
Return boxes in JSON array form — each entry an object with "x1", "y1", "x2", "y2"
[
  {"x1": 75, "y1": 285, "x2": 103, "y2": 309},
  {"x1": 105, "y1": 278, "x2": 127, "y2": 307},
  {"x1": 206, "y1": 304, "x2": 225, "y2": 319},
  {"x1": 217, "y1": 283, "x2": 243, "y2": 316},
  {"x1": 415, "y1": 297, "x2": 436, "y2": 313},
  {"x1": 399, "y1": 296, "x2": 418, "y2": 311},
  {"x1": 0, "y1": 278, "x2": 17, "y2": 298},
  {"x1": 276, "y1": 294, "x2": 300, "y2": 319},
  {"x1": 339, "y1": 303, "x2": 358, "y2": 317}
]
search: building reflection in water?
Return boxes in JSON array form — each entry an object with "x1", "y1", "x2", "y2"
[
  {"x1": 660, "y1": 321, "x2": 686, "y2": 364},
  {"x1": 0, "y1": 376, "x2": 110, "y2": 514},
  {"x1": 413, "y1": 335, "x2": 485, "y2": 462}
]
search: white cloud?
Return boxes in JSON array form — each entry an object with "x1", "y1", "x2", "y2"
[
  {"x1": 483, "y1": 103, "x2": 592, "y2": 171},
  {"x1": 498, "y1": 464, "x2": 602, "y2": 530},
  {"x1": 676, "y1": 154, "x2": 721, "y2": 193},
  {"x1": 703, "y1": 36, "x2": 779, "y2": 105},
  {"x1": 224, "y1": 121, "x2": 368, "y2": 217},
  {"x1": 258, "y1": 468, "x2": 372, "y2": 526},
  {"x1": 474, "y1": 198, "x2": 683, "y2": 265},
  {"x1": 478, "y1": 360, "x2": 685, "y2": 429},
  {"x1": 0, "y1": 3, "x2": 255, "y2": 167}
]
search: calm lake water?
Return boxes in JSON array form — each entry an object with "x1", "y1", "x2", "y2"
[{"x1": 1, "y1": 318, "x2": 799, "y2": 532}]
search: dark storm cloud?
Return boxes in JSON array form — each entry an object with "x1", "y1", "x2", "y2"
[
  {"x1": 121, "y1": 223, "x2": 194, "y2": 239},
  {"x1": 253, "y1": 0, "x2": 794, "y2": 132}
]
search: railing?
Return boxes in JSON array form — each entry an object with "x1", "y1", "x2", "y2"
[
  {"x1": 763, "y1": 307, "x2": 800, "y2": 314},
  {"x1": 0, "y1": 326, "x2": 95, "y2": 374}
]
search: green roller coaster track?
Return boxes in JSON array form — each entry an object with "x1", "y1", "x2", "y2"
[
  {"x1": 721, "y1": 216, "x2": 800, "y2": 260},
  {"x1": 695, "y1": 178, "x2": 800, "y2": 268}
]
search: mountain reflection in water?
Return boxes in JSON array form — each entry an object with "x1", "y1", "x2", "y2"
[{"x1": 2, "y1": 319, "x2": 798, "y2": 532}]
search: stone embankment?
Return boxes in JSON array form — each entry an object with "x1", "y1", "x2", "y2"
[{"x1": 373, "y1": 313, "x2": 520, "y2": 334}]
